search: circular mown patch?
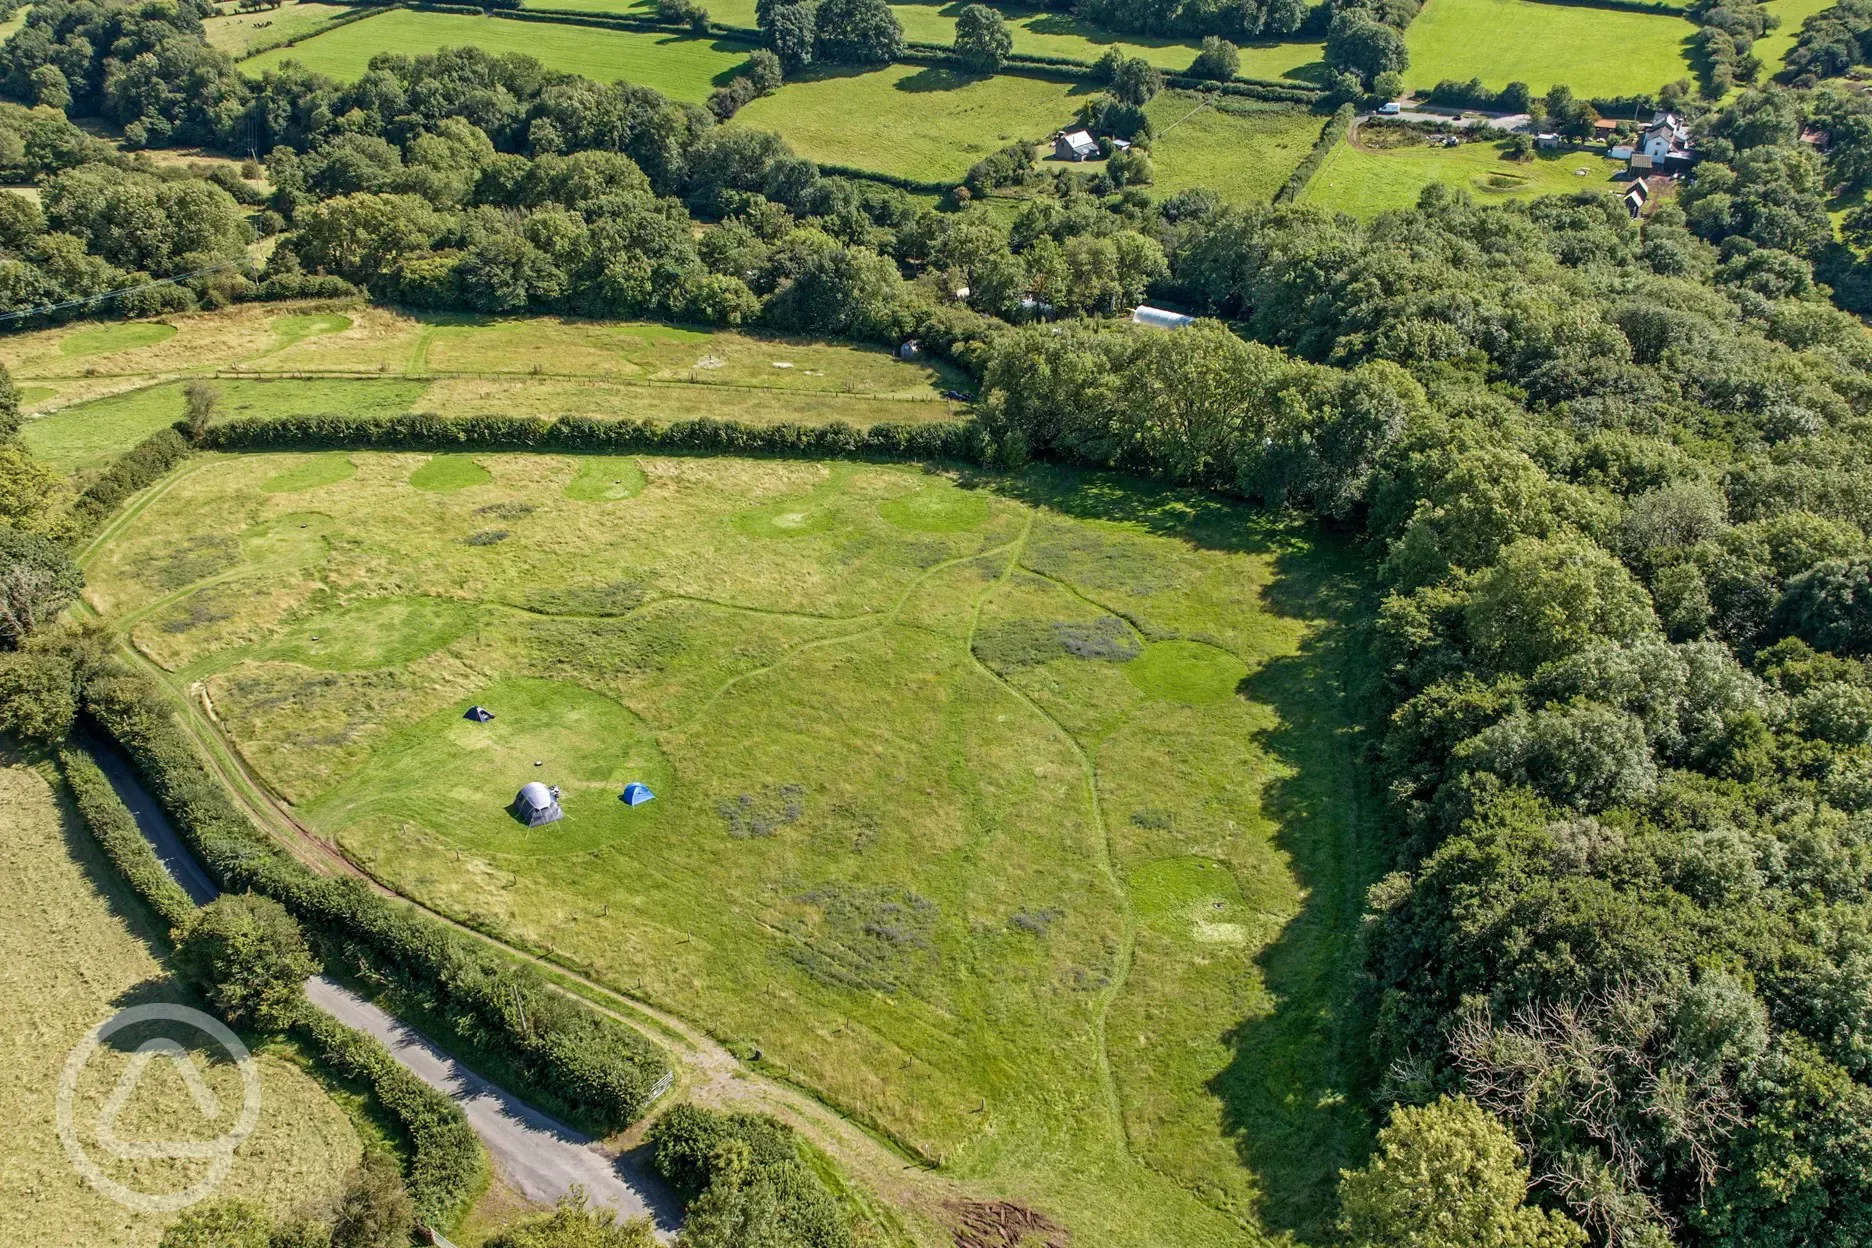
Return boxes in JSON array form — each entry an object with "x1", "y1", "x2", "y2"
[
  {"x1": 1124, "y1": 640, "x2": 1247, "y2": 705},
  {"x1": 59, "y1": 321, "x2": 176, "y2": 357},
  {"x1": 271, "y1": 312, "x2": 353, "y2": 343},
  {"x1": 410, "y1": 455, "x2": 492, "y2": 492},
  {"x1": 564, "y1": 456, "x2": 647, "y2": 502},
  {"x1": 732, "y1": 498, "x2": 841, "y2": 538},
  {"x1": 261, "y1": 455, "x2": 357, "y2": 494},
  {"x1": 878, "y1": 484, "x2": 989, "y2": 532},
  {"x1": 311, "y1": 677, "x2": 672, "y2": 857}
]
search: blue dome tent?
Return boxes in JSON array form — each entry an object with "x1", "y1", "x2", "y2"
[
  {"x1": 465, "y1": 705, "x2": 494, "y2": 722},
  {"x1": 620, "y1": 782, "x2": 655, "y2": 807}
]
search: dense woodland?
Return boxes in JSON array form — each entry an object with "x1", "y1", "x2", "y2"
[{"x1": 4, "y1": 0, "x2": 1872, "y2": 1246}]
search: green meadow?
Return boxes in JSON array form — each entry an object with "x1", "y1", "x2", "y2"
[
  {"x1": 84, "y1": 450, "x2": 1381, "y2": 1248},
  {"x1": 1404, "y1": 0, "x2": 1697, "y2": 96},
  {"x1": 241, "y1": 9, "x2": 756, "y2": 99},
  {"x1": 1301, "y1": 133, "x2": 1626, "y2": 217}
]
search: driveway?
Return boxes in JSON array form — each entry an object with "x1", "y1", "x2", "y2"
[{"x1": 304, "y1": 977, "x2": 683, "y2": 1235}]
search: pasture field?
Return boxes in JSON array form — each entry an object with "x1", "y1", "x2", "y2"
[
  {"x1": 1301, "y1": 133, "x2": 1625, "y2": 216},
  {"x1": 204, "y1": 0, "x2": 354, "y2": 57},
  {"x1": 0, "y1": 760, "x2": 361, "y2": 1248},
  {"x1": 6, "y1": 305, "x2": 965, "y2": 473},
  {"x1": 1754, "y1": 0, "x2": 1836, "y2": 79},
  {"x1": 1140, "y1": 95, "x2": 1324, "y2": 202},
  {"x1": 85, "y1": 451, "x2": 1380, "y2": 1247},
  {"x1": 733, "y1": 64, "x2": 1095, "y2": 181},
  {"x1": 240, "y1": 9, "x2": 756, "y2": 99},
  {"x1": 1404, "y1": 0, "x2": 1696, "y2": 96},
  {"x1": 516, "y1": 0, "x2": 1326, "y2": 80}
]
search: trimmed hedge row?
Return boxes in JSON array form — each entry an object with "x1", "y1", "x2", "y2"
[
  {"x1": 54, "y1": 743, "x2": 486, "y2": 1232},
  {"x1": 58, "y1": 745, "x2": 198, "y2": 933},
  {"x1": 295, "y1": 1007, "x2": 486, "y2": 1228},
  {"x1": 69, "y1": 426, "x2": 191, "y2": 536},
  {"x1": 814, "y1": 162, "x2": 961, "y2": 193},
  {"x1": 201, "y1": 410, "x2": 978, "y2": 460},
  {"x1": 81, "y1": 669, "x2": 673, "y2": 1135},
  {"x1": 1274, "y1": 101, "x2": 1353, "y2": 203}
]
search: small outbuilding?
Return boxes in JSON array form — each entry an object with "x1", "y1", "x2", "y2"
[
  {"x1": 465, "y1": 705, "x2": 495, "y2": 723},
  {"x1": 1536, "y1": 132, "x2": 1560, "y2": 150},
  {"x1": 1132, "y1": 305, "x2": 1195, "y2": 330},
  {"x1": 513, "y1": 781, "x2": 563, "y2": 827},
  {"x1": 1055, "y1": 129, "x2": 1099, "y2": 162},
  {"x1": 620, "y1": 782, "x2": 656, "y2": 807}
]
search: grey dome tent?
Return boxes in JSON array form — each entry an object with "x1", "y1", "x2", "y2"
[
  {"x1": 512, "y1": 781, "x2": 563, "y2": 826},
  {"x1": 465, "y1": 705, "x2": 494, "y2": 722}
]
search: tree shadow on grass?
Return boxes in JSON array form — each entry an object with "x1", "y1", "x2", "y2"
[
  {"x1": 1211, "y1": 537, "x2": 1384, "y2": 1240},
  {"x1": 893, "y1": 64, "x2": 989, "y2": 92}
]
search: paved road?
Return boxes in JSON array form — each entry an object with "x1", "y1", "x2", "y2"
[
  {"x1": 92, "y1": 741, "x2": 682, "y2": 1234},
  {"x1": 304, "y1": 977, "x2": 682, "y2": 1235}
]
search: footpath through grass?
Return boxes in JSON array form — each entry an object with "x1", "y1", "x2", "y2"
[
  {"x1": 241, "y1": 8, "x2": 756, "y2": 99},
  {"x1": 1404, "y1": 0, "x2": 1696, "y2": 96},
  {"x1": 0, "y1": 758, "x2": 362, "y2": 1248},
  {"x1": 84, "y1": 451, "x2": 1383, "y2": 1247}
]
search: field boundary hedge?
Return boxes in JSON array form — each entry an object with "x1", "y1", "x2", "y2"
[
  {"x1": 1519, "y1": 0, "x2": 1686, "y2": 15},
  {"x1": 53, "y1": 744, "x2": 487, "y2": 1232},
  {"x1": 80, "y1": 667, "x2": 674, "y2": 1135},
  {"x1": 1275, "y1": 101, "x2": 1352, "y2": 202},
  {"x1": 200, "y1": 410, "x2": 978, "y2": 460},
  {"x1": 69, "y1": 425, "x2": 192, "y2": 539},
  {"x1": 237, "y1": 2, "x2": 395, "y2": 60}
]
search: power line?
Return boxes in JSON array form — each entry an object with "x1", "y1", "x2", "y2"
[{"x1": 0, "y1": 259, "x2": 246, "y2": 326}]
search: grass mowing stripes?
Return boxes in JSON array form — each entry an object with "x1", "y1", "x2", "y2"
[
  {"x1": 241, "y1": 8, "x2": 756, "y2": 99},
  {"x1": 1404, "y1": 0, "x2": 1697, "y2": 96}
]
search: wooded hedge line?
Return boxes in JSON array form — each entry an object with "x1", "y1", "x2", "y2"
[
  {"x1": 79, "y1": 669, "x2": 673, "y2": 1135},
  {"x1": 201, "y1": 411, "x2": 978, "y2": 461},
  {"x1": 1274, "y1": 101, "x2": 1353, "y2": 202},
  {"x1": 54, "y1": 744, "x2": 487, "y2": 1231},
  {"x1": 69, "y1": 426, "x2": 190, "y2": 536},
  {"x1": 58, "y1": 745, "x2": 198, "y2": 932},
  {"x1": 294, "y1": 1008, "x2": 487, "y2": 1228}
]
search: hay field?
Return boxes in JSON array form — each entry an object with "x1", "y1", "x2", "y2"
[
  {"x1": 84, "y1": 452, "x2": 1380, "y2": 1248},
  {"x1": 1404, "y1": 0, "x2": 1696, "y2": 97},
  {"x1": 5, "y1": 306, "x2": 966, "y2": 474},
  {"x1": 1301, "y1": 133, "x2": 1625, "y2": 216},
  {"x1": 1141, "y1": 94, "x2": 1324, "y2": 202},
  {"x1": 240, "y1": 9, "x2": 756, "y2": 99},
  {"x1": 0, "y1": 761, "x2": 360, "y2": 1248}
]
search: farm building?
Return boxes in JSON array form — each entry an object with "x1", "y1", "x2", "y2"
[
  {"x1": 1056, "y1": 129, "x2": 1099, "y2": 161},
  {"x1": 1133, "y1": 305, "x2": 1195, "y2": 329},
  {"x1": 513, "y1": 781, "x2": 564, "y2": 826},
  {"x1": 1622, "y1": 179, "x2": 1648, "y2": 218}
]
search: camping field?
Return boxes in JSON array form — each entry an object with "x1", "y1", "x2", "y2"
[
  {"x1": 79, "y1": 449, "x2": 1380, "y2": 1248},
  {"x1": 3, "y1": 305, "x2": 968, "y2": 474},
  {"x1": 0, "y1": 759, "x2": 363, "y2": 1248},
  {"x1": 239, "y1": 9, "x2": 757, "y2": 99},
  {"x1": 1300, "y1": 132, "x2": 1626, "y2": 216},
  {"x1": 1403, "y1": 0, "x2": 1697, "y2": 97}
]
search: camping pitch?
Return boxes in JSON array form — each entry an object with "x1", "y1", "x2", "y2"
[
  {"x1": 465, "y1": 705, "x2": 494, "y2": 722},
  {"x1": 621, "y1": 782, "x2": 655, "y2": 807},
  {"x1": 513, "y1": 781, "x2": 563, "y2": 826}
]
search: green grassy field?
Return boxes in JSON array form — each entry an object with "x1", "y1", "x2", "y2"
[
  {"x1": 516, "y1": 0, "x2": 1326, "y2": 79},
  {"x1": 84, "y1": 451, "x2": 1380, "y2": 1248},
  {"x1": 1142, "y1": 95, "x2": 1324, "y2": 202},
  {"x1": 1753, "y1": 0, "x2": 1835, "y2": 79},
  {"x1": 205, "y1": 0, "x2": 354, "y2": 57},
  {"x1": 0, "y1": 760, "x2": 361, "y2": 1248},
  {"x1": 1301, "y1": 132, "x2": 1625, "y2": 216},
  {"x1": 6, "y1": 307, "x2": 966, "y2": 472},
  {"x1": 1404, "y1": 0, "x2": 1696, "y2": 96},
  {"x1": 734, "y1": 63, "x2": 1093, "y2": 180},
  {"x1": 240, "y1": 9, "x2": 756, "y2": 99}
]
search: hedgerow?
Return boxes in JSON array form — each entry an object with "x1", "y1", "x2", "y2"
[
  {"x1": 68, "y1": 426, "x2": 192, "y2": 536},
  {"x1": 57, "y1": 745, "x2": 197, "y2": 933}
]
